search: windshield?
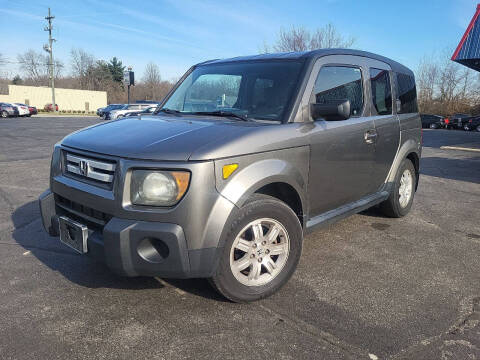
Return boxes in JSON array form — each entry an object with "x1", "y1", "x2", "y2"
[{"x1": 162, "y1": 60, "x2": 305, "y2": 122}]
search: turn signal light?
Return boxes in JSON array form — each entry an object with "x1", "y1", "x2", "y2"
[{"x1": 222, "y1": 164, "x2": 238, "y2": 179}]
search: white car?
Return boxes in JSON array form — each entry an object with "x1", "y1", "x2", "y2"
[
  {"x1": 13, "y1": 103, "x2": 30, "y2": 116},
  {"x1": 108, "y1": 104, "x2": 156, "y2": 120}
]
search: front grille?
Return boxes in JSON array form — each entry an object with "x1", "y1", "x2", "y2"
[
  {"x1": 64, "y1": 152, "x2": 116, "y2": 187},
  {"x1": 55, "y1": 195, "x2": 112, "y2": 230}
]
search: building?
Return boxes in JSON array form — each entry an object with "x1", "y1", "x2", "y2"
[
  {"x1": 0, "y1": 84, "x2": 107, "y2": 111},
  {"x1": 452, "y1": 4, "x2": 480, "y2": 71}
]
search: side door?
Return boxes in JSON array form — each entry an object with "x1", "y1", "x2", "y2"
[
  {"x1": 367, "y1": 63, "x2": 400, "y2": 189},
  {"x1": 306, "y1": 56, "x2": 378, "y2": 217}
]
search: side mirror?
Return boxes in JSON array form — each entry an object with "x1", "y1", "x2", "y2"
[{"x1": 310, "y1": 99, "x2": 351, "y2": 121}]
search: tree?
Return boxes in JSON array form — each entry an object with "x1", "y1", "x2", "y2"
[
  {"x1": 70, "y1": 48, "x2": 95, "y2": 89},
  {"x1": 0, "y1": 53, "x2": 6, "y2": 67},
  {"x1": 264, "y1": 24, "x2": 355, "y2": 53},
  {"x1": 143, "y1": 62, "x2": 162, "y2": 100},
  {"x1": 17, "y1": 49, "x2": 63, "y2": 85},
  {"x1": 17, "y1": 50, "x2": 46, "y2": 84},
  {"x1": 107, "y1": 57, "x2": 125, "y2": 83},
  {"x1": 12, "y1": 75, "x2": 23, "y2": 85},
  {"x1": 415, "y1": 49, "x2": 480, "y2": 115}
]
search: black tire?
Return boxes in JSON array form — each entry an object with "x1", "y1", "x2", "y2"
[
  {"x1": 429, "y1": 123, "x2": 438, "y2": 129},
  {"x1": 379, "y1": 158, "x2": 416, "y2": 218},
  {"x1": 1, "y1": 110, "x2": 8, "y2": 118},
  {"x1": 476, "y1": 125, "x2": 480, "y2": 132},
  {"x1": 210, "y1": 194, "x2": 303, "y2": 303}
]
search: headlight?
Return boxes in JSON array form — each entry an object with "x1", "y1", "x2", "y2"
[{"x1": 131, "y1": 170, "x2": 190, "y2": 206}]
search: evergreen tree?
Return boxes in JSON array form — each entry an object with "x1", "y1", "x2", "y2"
[
  {"x1": 12, "y1": 75, "x2": 23, "y2": 85},
  {"x1": 107, "y1": 57, "x2": 125, "y2": 83}
]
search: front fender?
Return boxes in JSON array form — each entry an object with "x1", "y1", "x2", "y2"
[{"x1": 214, "y1": 146, "x2": 309, "y2": 212}]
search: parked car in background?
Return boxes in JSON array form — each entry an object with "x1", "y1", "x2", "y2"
[
  {"x1": 28, "y1": 106, "x2": 38, "y2": 115},
  {"x1": 463, "y1": 116, "x2": 480, "y2": 131},
  {"x1": 124, "y1": 106, "x2": 158, "y2": 117},
  {"x1": 420, "y1": 114, "x2": 443, "y2": 129},
  {"x1": 443, "y1": 113, "x2": 471, "y2": 129},
  {"x1": 14, "y1": 103, "x2": 32, "y2": 117},
  {"x1": 97, "y1": 104, "x2": 123, "y2": 117},
  {"x1": 0, "y1": 103, "x2": 16, "y2": 118},
  {"x1": 108, "y1": 104, "x2": 155, "y2": 120},
  {"x1": 44, "y1": 103, "x2": 59, "y2": 112}
]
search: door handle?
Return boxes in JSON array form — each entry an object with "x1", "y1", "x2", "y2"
[{"x1": 364, "y1": 130, "x2": 377, "y2": 144}]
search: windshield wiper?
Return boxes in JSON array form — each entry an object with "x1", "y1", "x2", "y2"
[
  {"x1": 157, "y1": 108, "x2": 181, "y2": 115},
  {"x1": 191, "y1": 111, "x2": 252, "y2": 122}
]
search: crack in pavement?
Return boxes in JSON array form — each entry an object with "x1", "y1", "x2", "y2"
[
  {"x1": 391, "y1": 297, "x2": 480, "y2": 359},
  {"x1": 258, "y1": 303, "x2": 368, "y2": 359},
  {"x1": 0, "y1": 241, "x2": 76, "y2": 256}
]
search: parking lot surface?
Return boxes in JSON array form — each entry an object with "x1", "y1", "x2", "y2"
[{"x1": 0, "y1": 117, "x2": 479, "y2": 359}]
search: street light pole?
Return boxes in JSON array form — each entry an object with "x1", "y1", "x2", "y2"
[{"x1": 44, "y1": 8, "x2": 56, "y2": 113}]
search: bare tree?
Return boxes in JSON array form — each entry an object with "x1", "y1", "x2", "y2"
[
  {"x1": 416, "y1": 48, "x2": 480, "y2": 115},
  {"x1": 264, "y1": 24, "x2": 355, "y2": 53},
  {"x1": 70, "y1": 48, "x2": 95, "y2": 89},
  {"x1": 0, "y1": 53, "x2": 6, "y2": 67},
  {"x1": 17, "y1": 50, "x2": 47, "y2": 84},
  {"x1": 17, "y1": 49, "x2": 63, "y2": 85},
  {"x1": 142, "y1": 62, "x2": 162, "y2": 100}
]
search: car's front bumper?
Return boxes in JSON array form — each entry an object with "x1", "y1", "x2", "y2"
[
  {"x1": 39, "y1": 189, "x2": 221, "y2": 278},
  {"x1": 39, "y1": 148, "x2": 237, "y2": 278}
]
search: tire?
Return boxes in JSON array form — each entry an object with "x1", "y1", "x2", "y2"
[
  {"x1": 476, "y1": 125, "x2": 480, "y2": 132},
  {"x1": 1, "y1": 111, "x2": 8, "y2": 118},
  {"x1": 210, "y1": 194, "x2": 303, "y2": 303},
  {"x1": 429, "y1": 123, "x2": 438, "y2": 129},
  {"x1": 379, "y1": 158, "x2": 416, "y2": 218}
]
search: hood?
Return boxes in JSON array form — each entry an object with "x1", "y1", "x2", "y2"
[
  {"x1": 61, "y1": 115, "x2": 309, "y2": 161},
  {"x1": 61, "y1": 115, "x2": 256, "y2": 161}
]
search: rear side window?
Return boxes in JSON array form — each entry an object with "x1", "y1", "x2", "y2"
[
  {"x1": 313, "y1": 66, "x2": 363, "y2": 116},
  {"x1": 396, "y1": 73, "x2": 418, "y2": 113},
  {"x1": 370, "y1": 68, "x2": 392, "y2": 115}
]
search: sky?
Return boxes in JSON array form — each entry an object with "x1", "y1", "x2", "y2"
[{"x1": 0, "y1": 0, "x2": 479, "y2": 81}]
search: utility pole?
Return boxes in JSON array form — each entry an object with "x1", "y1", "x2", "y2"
[{"x1": 44, "y1": 8, "x2": 56, "y2": 113}]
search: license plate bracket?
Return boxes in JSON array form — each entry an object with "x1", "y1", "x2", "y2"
[{"x1": 59, "y1": 216, "x2": 88, "y2": 254}]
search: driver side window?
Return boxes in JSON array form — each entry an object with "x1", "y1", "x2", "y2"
[{"x1": 313, "y1": 66, "x2": 363, "y2": 117}]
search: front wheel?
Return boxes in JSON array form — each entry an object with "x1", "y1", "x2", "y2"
[
  {"x1": 379, "y1": 158, "x2": 416, "y2": 218},
  {"x1": 210, "y1": 194, "x2": 303, "y2": 303},
  {"x1": 429, "y1": 123, "x2": 438, "y2": 129}
]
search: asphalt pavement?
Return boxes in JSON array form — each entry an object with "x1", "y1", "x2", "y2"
[{"x1": 0, "y1": 117, "x2": 479, "y2": 359}]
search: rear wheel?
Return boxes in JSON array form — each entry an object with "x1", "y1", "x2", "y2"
[
  {"x1": 1, "y1": 110, "x2": 8, "y2": 118},
  {"x1": 210, "y1": 194, "x2": 302, "y2": 303},
  {"x1": 379, "y1": 158, "x2": 416, "y2": 218},
  {"x1": 430, "y1": 123, "x2": 438, "y2": 129}
]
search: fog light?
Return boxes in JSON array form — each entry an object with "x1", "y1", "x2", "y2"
[{"x1": 137, "y1": 238, "x2": 170, "y2": 263}]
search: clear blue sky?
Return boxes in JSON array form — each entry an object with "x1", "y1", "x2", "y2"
[{"x1": 0, "y1": 0, "x2": 478, "y2": 81}]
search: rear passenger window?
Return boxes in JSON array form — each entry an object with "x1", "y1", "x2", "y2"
[
  {"x1": 313, "y1": 66, "x2": 363, "y2": 116},
  {"x1": 370, "y1": 68, "x2": 392, "y2": 115},
  {"x1": 396, "y1": 73, "x2": 418, "y2": 113}
]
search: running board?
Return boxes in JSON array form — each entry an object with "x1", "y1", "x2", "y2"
[{"x1": 305, "y1": 191, "x2": 389, "y2": 233}]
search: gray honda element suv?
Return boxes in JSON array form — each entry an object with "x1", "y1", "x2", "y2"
[{"x1": 39, "y1": 49, "x2": 421, "y2": 302}]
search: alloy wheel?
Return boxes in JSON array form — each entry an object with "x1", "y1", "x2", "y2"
[
  {"x1": 399, "y1": 169, "x2": 413, "y2": 208},
  {"x1": 229, "y1": 218, "x2": 290, "y2": 286}
]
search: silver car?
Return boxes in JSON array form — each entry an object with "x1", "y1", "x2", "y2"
[{"x1": 39, "y1": 49, "x2": 421, "y2": 302}]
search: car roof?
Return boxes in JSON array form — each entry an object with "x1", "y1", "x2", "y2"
[{"x1": 199, "y1": 48, "x2": 414, "y2": 76}]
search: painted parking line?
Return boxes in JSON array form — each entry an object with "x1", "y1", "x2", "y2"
[{"x1": 440, "y1": 145, "x2": 480, "y2": 153}]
